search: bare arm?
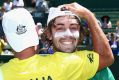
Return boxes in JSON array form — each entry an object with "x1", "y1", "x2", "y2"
[
  {"x1": 84, "y1": 12, "x2": 114, "y2": 71},
  {"x1": 64, "y1": 2, "x2": 114, "y2": 71}
]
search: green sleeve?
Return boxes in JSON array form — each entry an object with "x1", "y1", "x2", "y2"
[{"x1": 90, "y1": 67, "x2": 115, "y2": 80}]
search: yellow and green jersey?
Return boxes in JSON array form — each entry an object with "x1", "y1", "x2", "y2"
[{"x1": 0, "y1": 50, "x2": 99, "y2": 80}]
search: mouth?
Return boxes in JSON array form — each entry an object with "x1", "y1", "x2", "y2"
[
  {"x1": 54, "y1": 37, "x2": 77, "y2": 53},
  {"x1": 59, "y1": 40, "x2": 76, "y2": 53},
  {"x1": 60, "y1": 38, "x2": 75, "y2": 46},
  {"x1": 62, "y1": 41, "x2": 72, "y2": 45},
  {"x1": 60, "y1": 37, "x2": 76, "y2": 44}
]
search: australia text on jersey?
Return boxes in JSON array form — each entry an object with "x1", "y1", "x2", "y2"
[{"x1": 30, "y1": 76, "x2": 53, "y2": 80}]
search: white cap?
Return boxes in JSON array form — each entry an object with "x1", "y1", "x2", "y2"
[
  {"x1": 2, "y1": 8, "x2": 39, "y2": 52},
  {"x1": 47, "y1": 5, "x2": 81, "y2": 26}
]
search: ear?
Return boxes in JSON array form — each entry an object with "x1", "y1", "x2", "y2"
[{"x1": 45, "y1": 29, "x2": 52, "y2": 40}]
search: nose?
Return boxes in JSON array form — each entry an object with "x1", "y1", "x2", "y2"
[{"x1": 64, "y1": 29, "x2": 73, "y2": 37}]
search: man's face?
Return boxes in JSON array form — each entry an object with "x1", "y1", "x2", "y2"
[{"x1": 49, "y1": 16, "x2": 80, "y2": 53}]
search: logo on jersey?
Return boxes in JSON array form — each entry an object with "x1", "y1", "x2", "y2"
[{"x1": 87, "y1": 53, "x2": 94, "y2": 63}]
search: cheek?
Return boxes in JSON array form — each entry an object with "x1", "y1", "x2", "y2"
[
  {"x1": 72, "y1": 31, "x2": 80, "y2": 39},
  {"x1": 54, "y1": 32, "x2": 64, "y2": 38},
  {"x1": 54, "y1": 31, "x2": 80, "y2": 39}
]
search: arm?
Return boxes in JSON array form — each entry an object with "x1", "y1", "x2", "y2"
[{"x1": 64, "y1": 2, "x2": 114, "y2": 71}]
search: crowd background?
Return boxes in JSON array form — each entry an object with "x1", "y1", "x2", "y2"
[{"x1": 0, "y1": 0, "x2": 119, "y2": 79}]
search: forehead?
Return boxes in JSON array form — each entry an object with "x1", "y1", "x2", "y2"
[{"x1": 54, "y1": 15, "x2": 79, "y2": 24}]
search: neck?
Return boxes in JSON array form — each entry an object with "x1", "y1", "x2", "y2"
[{"x1": 14, "y1": 47, "x2": 36, "y2": 60}]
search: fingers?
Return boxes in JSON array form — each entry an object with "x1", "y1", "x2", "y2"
[
  {"x1": 59, "y1": 2, "x2": 91, "y2": 19},
  {"x1": 62, "y1": 3, "x2": 82, "y2": 17}
]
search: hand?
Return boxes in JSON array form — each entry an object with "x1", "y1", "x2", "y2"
[{"x1": 62, "y1": 2, "x2": 93, "y2": 19}]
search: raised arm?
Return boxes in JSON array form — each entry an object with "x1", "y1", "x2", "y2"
[{"x1": 64, "y1": 2, "x2": 114, "y2": 71}]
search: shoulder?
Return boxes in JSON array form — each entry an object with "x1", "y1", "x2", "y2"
[
  {"x1": 74, "y1": 50, "x2": 99, "y2": 69},
  {"x1": 74, "y1": 50, "x2": 99, "y2": 57}
]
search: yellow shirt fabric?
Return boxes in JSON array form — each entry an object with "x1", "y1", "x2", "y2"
[
  {"x1": 0, "y1": 39, "x2": 5, "y2": 54},
  {"x1": 0, "y1": 50, "x2": 99, "y2": 80}
]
